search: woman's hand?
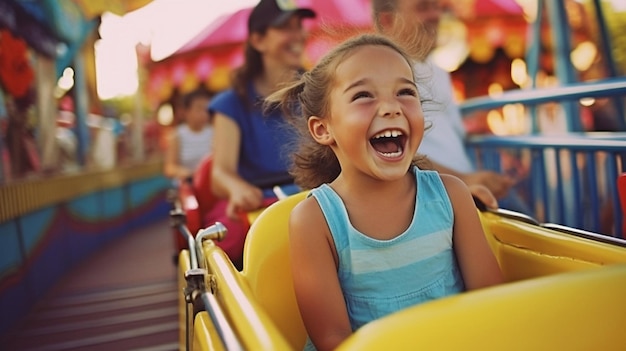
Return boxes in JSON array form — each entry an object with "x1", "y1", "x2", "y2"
[{"x1": 225, "y1": 182, "x2": 264, "y2": 220}]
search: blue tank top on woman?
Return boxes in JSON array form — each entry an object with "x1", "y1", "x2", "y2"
[
  {"x1": 208, "y1": 83, "x2": 295, "y2": 185},
  {"x1": 309, "y1": 166, "x2": 464, "y2": 332}
]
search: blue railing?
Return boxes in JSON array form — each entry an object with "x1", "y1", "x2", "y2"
[
  {"x1": 460, "y1": 78, "x2": 626, "y2": 133},
  {"x1": 466, "y1": 134, "x2": 625, "y2": 237},
  {"x1": 460, "y1": 78, "x2": 626, "y2": 238}
]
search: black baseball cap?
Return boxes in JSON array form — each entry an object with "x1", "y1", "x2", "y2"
[{"x1": 248, "y1": 0, "x2": 316, "y2": 33}]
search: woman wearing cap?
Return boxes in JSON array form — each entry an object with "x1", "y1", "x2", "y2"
[{"x1": 206, "y1": 0, "x2": 316, "y2": 269}]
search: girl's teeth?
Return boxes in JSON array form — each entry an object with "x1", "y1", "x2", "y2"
[
  {"x1": 377, "y1": 147, "x2": 403, "y2": 158},
  {"x1": 374, "y1": 130, "x2": 402, "y2": 139}
]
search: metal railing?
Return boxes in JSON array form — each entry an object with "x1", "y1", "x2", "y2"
[
  {"x1": 466, "y1": 134, "x2": 625, "y2": 237},
  {"x1": 459, "y1": 78, "x2": 626, "y2": 237}
]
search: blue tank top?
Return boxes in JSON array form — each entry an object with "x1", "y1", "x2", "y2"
[
  {"x1": 208, "y1": 84, "x2": 295, "y2": 185},
  {"x1": 309, "y1": 167, "x2": 464, "y2": 331}
]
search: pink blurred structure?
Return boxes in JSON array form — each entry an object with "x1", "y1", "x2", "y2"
[
  {"x1": 144, "y1": 0, "x2": 372, "y2": 105},
  {"x1": 175, "y1": 0, "x2": 372, "y2": 55},
  {"x1": 144, "y1": 0, "x2": 524, "y2": 107}
]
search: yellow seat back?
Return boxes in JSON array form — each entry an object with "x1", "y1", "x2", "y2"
[
  {"x1": 478, "y1": 210, "x2": 626, "y2": 282},
  {"x1": 338, "y1": 264, "x2": 626, "y2": 350},
  {"x1": 241, "y1": 191, "x2": 309, "y2": 350}
]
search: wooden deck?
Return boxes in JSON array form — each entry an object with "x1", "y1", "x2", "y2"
[{"x1": 3, "y1": 218, "x2": 179, "y2": 351}]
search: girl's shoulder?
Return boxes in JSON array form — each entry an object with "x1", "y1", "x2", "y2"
[
  {"x1": 438, "y1": 173, "x2": 467, "y2": 191},
  {"x1": 438, "y1": 173, "x2": 473, "y2": 208},
  {"x1": 289, "y1": 195, "x2": 327, "y2": 237}
]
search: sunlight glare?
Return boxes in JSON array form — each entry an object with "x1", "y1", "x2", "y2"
[{"x1": 95, "y1": 0, "x2": 259, "y2": 100}]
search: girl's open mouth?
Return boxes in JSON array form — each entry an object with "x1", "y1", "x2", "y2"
[{"x1": 370, "y1": 129, "x2": 406, "y2": 158}]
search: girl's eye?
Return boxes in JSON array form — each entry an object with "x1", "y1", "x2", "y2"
[
  {"x1": 398, "y1": 88, "x2": 418, "y2": 97},
  {"x1": 351, "y1": 91, "x2": 372, "y2": 101}
]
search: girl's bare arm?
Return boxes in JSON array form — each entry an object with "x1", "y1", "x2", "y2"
[
  {"x1": 441, "y1": 174, "x2": 504, "y2": 290},
  {"x1": 289, "y1": 197, "x2": 352, "y2": 351}
]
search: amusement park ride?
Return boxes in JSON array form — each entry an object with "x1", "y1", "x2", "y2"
[
  {"x1": 1, "y1": 0, "x2": 625, "y2": 350},
  {"x1": 170, "y1": 0, "x2": 626, "y2": 350}
]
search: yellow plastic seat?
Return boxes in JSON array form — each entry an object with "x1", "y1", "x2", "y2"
[
  {"x1": 241, "y1": 191, "x2": 309, "y2": 350},
  {"x1": 338, "y1": 263, "x2": 626, "y2": 350}
]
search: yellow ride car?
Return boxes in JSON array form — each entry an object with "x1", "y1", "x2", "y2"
[{"x1": 175, "y1": 191, "x2": 626, "y2": 351}]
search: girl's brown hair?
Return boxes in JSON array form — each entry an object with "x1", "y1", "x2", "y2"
[{"x1": 267, "y1": 33, "x2": 431, "y2": 189}]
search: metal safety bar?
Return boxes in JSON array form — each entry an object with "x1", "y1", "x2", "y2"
[
  {"x1": 169, "y1": 195, "x2": 200, "y2": 270},
  {"x1": 202, "y1": 292, "x2": 244, "y2": 351},
  {"x1": 169, "y1": 187, "x2": 233, "y2": 350}
]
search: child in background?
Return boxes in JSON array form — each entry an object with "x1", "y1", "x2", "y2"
[
  {"x1": 267, "y1": 34, "x2": 503, "y2": 351},
  {"x1": 164, "y1": 88, "x2": 213, "y2": 182}
]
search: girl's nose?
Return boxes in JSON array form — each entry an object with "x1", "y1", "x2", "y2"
[{"x1": 378, "y1": 99, "x2": 402, "y2": 118}]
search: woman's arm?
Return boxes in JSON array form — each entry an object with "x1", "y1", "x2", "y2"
[
  {"x1": 290, "y1": 198, "x2": 352, "y2": 351},
  {"x1": 441, "y1": 174, "x2": 504, "y2": 290},
  {"x1": 211, "y1": 112, "x2": 263, "y2": 218}
]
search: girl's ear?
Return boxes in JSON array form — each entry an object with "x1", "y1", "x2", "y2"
[{"x1": 308, "y1": 116, "x2": 334, "y2": 145}]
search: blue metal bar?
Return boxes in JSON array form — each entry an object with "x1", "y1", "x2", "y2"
[
  {"x1": 584, "y1": 132, "x2": 626, "y2": 141},
  {"x1": 592, "y1": 0, "x2": 618, "y2": 79},
  {"x1": 536, "y1": 149, "x2": 549, "y2": 222},
  {"x1": 526, "y1": 0, "x2": 544, "y2": 133},
  {"x1": 591, "y1": 0, "x2": 625, "y2": 131},
  {"x1": 585, "y1": 153, "x2": 600, "y2": 232},
  {"x1": 487, "y1": 148, "x2": 501, "y2": 172},
  {"x1": 570, "y1": 150, "x2": 582, "y2": 229},
  {"x1": 526, "y1": 0, "x2": 543, "y2": 89},
  {"x1": 545, "y1": 0, "x2": 581, "y2": 132},
  {"x1": 606, "y1": 156, "x2": 620, "y2": 237},
  {"x1": 460, "y1": 78, "x2": 626, "y2": 115},
  {"x1": 554, "y1": 148, "x2": 565, "y2": 223},
  {"x1": 467, "y1": 134, "x2": 626, "y2": 151},
  {"x1": 526, "y1": 149, "x2": 538, "y2": 218}
]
